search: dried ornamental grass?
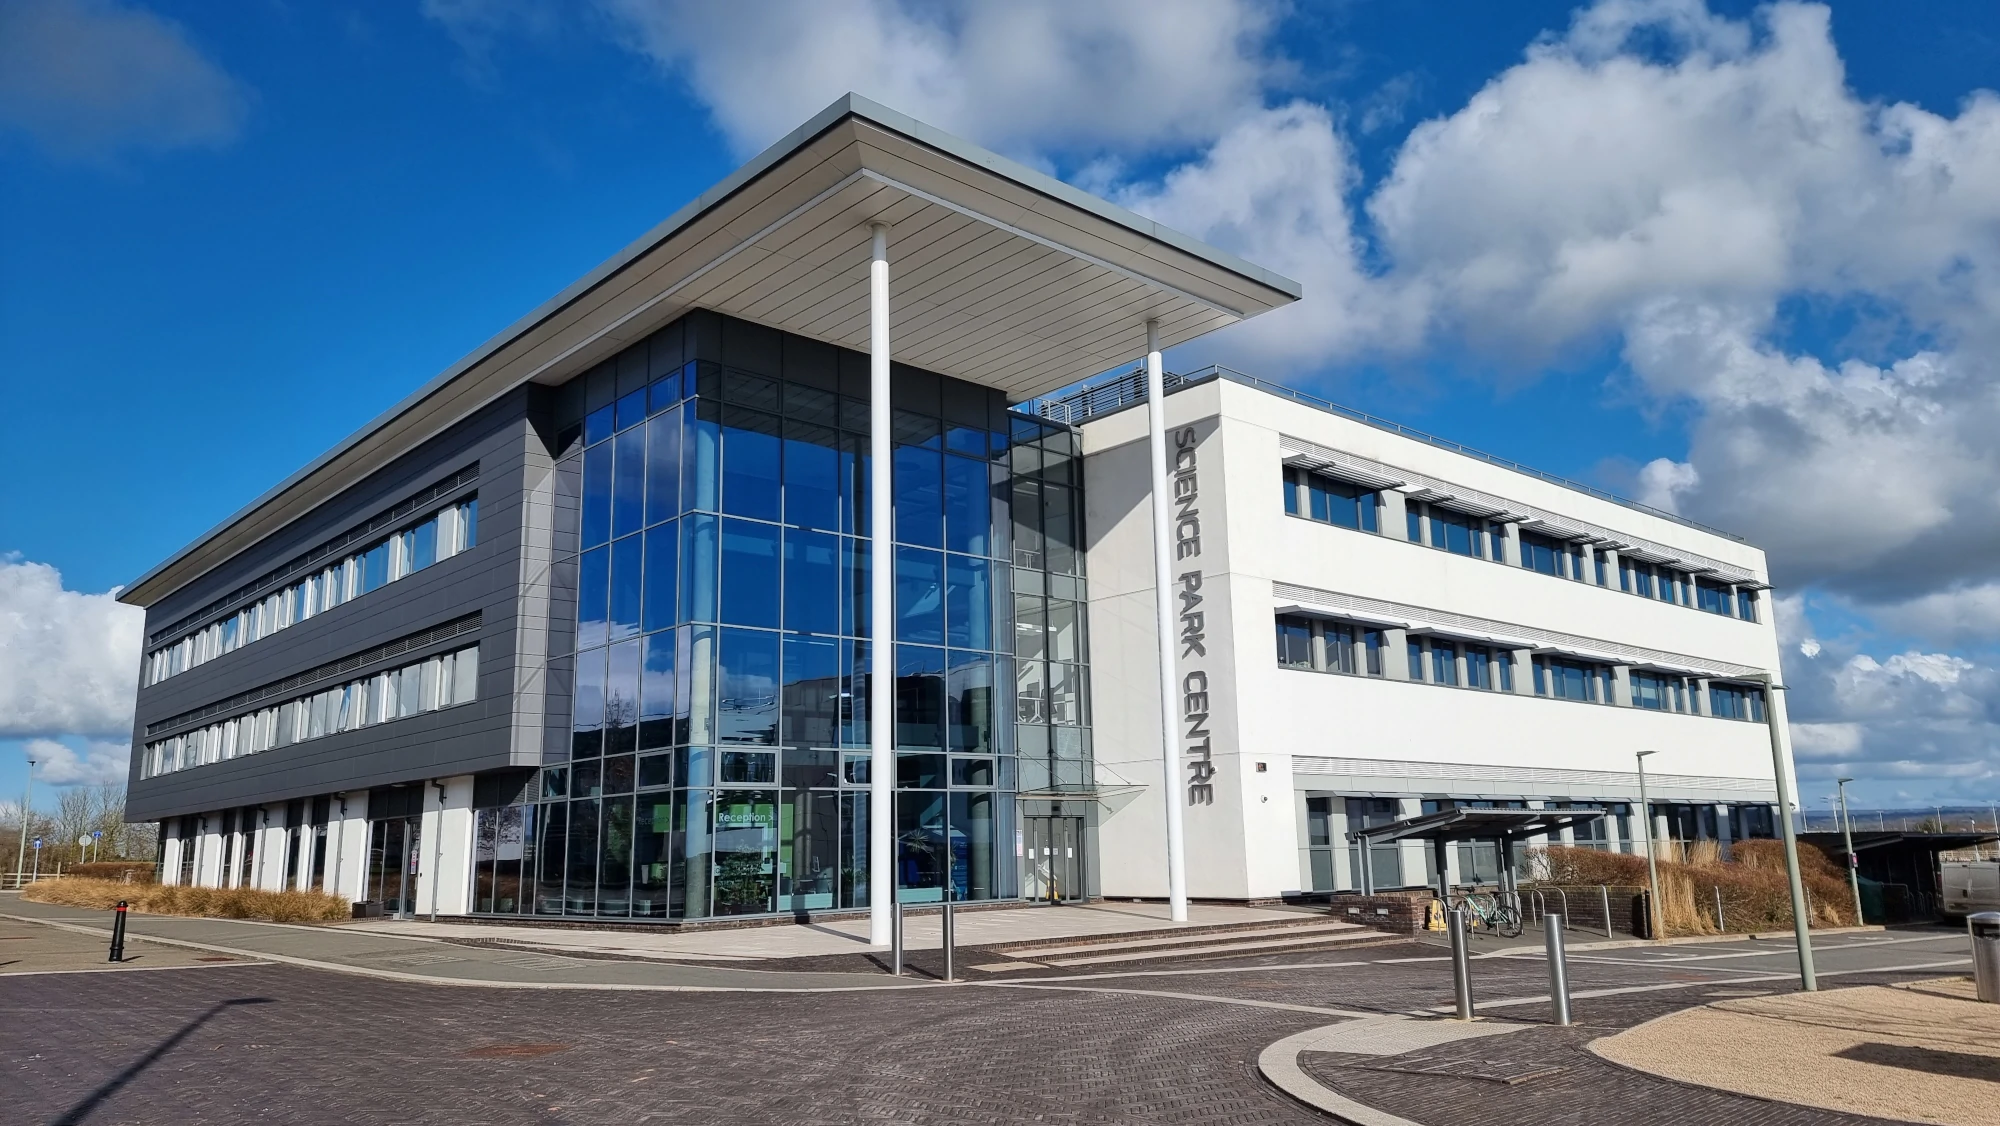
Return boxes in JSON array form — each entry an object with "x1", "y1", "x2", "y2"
[
  {"x1": 1531, "y1": 842, "x2": 1857, "y2": 937},
  {"x1": 23, "y1": 877, "x2": 349, "y2": 923}
]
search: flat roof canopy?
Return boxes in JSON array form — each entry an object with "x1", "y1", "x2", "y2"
[
  {"x1": 1349, "y1": 808, "x2": 1605, "y2": 846},
  {"x1": 125, "y1": 93, "x2": 1300, "y2": 608}
]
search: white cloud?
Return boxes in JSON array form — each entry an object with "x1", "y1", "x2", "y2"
[
  {"x1": 567, "y1": 0, "x2": 1288, "y2": 158},
  {"x1": 0, "y1": 0, "x2": 249, "y2": 160},
  {"x1": 1634, "y1": 457, "x2": 1698, "y2": 514},
  {"x1": 24, "y1": 737, "x2": 130, "y2": 787},
  {"x1": 1114, "y1": 101, "x2": 1422, "y2": 369},
  {"x1": 0, "y1": 557, "x2": 143, "y2": 739}
]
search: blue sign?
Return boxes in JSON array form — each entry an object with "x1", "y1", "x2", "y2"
[
  {"x1": 92, "y1": 830, "x2": 102, "y2": 839},
  {"x1": 31, "y1": 837, "x2": 41, "y2": 849}
]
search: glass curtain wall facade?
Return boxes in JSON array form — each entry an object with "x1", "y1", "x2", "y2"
[{"x1": 470, "y1": 310, "x2": 1088, "y2": 921}]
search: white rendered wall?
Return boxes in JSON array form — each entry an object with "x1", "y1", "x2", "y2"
[
  {"x1": 326, "y1": 790, "x2": 370, "y2": 903},
  {"x1": 1082, "y1": 378, "x2": 1792, "y2": 901},
  {"x1": 160, "y1": 830, "x2": 183, "y2": 886},
  {"x1": 417, "y1": 775, "x2": 476, "y2": 916}
]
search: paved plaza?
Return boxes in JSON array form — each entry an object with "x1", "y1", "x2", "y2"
[{"x1": 0, "y1": 894, "x2": 1980, "y2": 1125}]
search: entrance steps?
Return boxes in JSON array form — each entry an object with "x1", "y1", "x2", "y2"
[{"x1": 990, "y1": 917, "x2": 1380, "y2": 968}]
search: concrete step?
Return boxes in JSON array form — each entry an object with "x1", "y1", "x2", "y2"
[
  {"x1": 1039, "y1": 927, "x2": 1385, "y2": 967},
  {"x1": 995, "y1": 919, "x2": 1366, "y2": 960}
]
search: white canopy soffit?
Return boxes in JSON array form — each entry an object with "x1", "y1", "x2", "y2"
[{"x1": 123, "y1": 93, "x2": 1300, "y2": 608}]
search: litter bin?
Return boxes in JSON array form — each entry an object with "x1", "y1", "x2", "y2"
[{"x1": 1972, "y1": 912, "x2": 2000, "y2": 1003}]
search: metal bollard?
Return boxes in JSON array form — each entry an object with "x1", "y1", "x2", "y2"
[
  {"x1": 1599, "y1": 885, "x2": 1613, "y2": 938},
  {"x1": 108, "y1": 900, "x2": 128, "y2": 963},
  {"x1": 1545, "y1": 913, "x2": 1571, "y2": 1026},
  {"x1": 1715, "y1": 886, "x2": 1727, "y2": 933},
  {"x1": 891, "y1": 899, "x2": 903, "y2": 977},
  {"x1": 942, "y1": 892, "x2": 955, "y2": 983},
  {"x1": 1448, "y1": 908, "x2": 1475, "y2": 1020},
  {"x1": 1971, "y1": 911, "x2": 2000, "y2": 1003}
]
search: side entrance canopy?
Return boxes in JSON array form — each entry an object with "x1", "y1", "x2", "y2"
[{"x1": 1349, "y1": 808, "x2": 1607, "y2": 898}]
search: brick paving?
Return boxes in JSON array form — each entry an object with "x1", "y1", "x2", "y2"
[{"x1": 4, "y1": 962, "x2": 1334, "y2": 1126}]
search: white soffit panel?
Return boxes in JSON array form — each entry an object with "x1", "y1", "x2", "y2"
[{"x1": 125, "y1": 93, "x2": 1299, "y2": 608}]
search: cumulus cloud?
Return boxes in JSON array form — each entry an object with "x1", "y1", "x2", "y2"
[
  {"x1": 24, "y1": 738, "x2": 131, "y2": 787},
  {"x1": 1114, "y1": 102, "x2": 1422, "y2": 369},
  {"x1": 441, "y1": 0, "x2": 1290, "y2": 158},
  {"x1": 0, "y1": 557, "x2": 143, "y2": 739},
  {"x1": 0, "y1": 0, "x2": 249, "y2": 160}
]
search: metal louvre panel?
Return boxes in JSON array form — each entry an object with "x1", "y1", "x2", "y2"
[
  {"x1": 1272, "y1": 435, "x2": 1761, "y2": 585},
  {"x1": 1289, "y1": 755, "x2": 1774, "y2": 794},
  {"x1": 1269, "y1": 582, "x2": 1761, "y2": 678}
]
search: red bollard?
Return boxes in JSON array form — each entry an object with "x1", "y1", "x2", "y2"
[{"x1": 108, "y1": 901, "x2": 128, "y2": 963}]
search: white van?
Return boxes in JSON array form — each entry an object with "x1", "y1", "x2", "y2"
[{"x1": 1942, "y1": 861, "x2": 2000, "y2": 919}]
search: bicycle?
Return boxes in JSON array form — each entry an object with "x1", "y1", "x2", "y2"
[{"x1": 1453, "y1": 889, "x2": 1523, "y2": 937}]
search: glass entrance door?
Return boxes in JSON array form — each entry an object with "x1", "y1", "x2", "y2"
[
  {"x1": 365, "y1": 817, "x2": 423, "y2": 917},
  {"x1": 1022, "y1": 816, "x2": 1083, "y2": 903}
]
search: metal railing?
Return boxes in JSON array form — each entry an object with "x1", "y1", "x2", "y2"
[{"x1": 1032, "y1": 364, "x2": 1747, "y2": 543}]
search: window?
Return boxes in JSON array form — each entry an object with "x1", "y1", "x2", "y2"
[
  {"x1": 1275, "y1": 615, "x2": 1313, "y2": 669},
  {"x1": 1537, "y1": 655, "x2": 1608, "y2": 703},
  {"x1": 1427, "y1": 507, "x2": 1487, "y2": 558},
  {"x1": 1708, "y1": 682, "x2": 1766, "y2": 722},
  {"x1": 1629, "y1": 670, "x2": 1685, "y2": 711},
  {"x1": 1466, "y1": 645, "x2": 1491, "y2": 689},
  {"x1": 1694, "y1": 578, "x2": 1733, "y2": 616},
  {"x1": 140, "y1": 645, "x2": 479, "y2": 779},
  {"x1": 1519, "y1": 530, "x2": 1567, "y2": 577},
  {"x1": 143, "y1": 499, "x2": 478, "y2": 686},
  {"x1": 1274, "y1": 613, "x2": 1383, "y2": 677},
  {"x1": 1296, "y1": 470, "x2": 1379, "y2": 533},
  {"x1": 1737, "y1": 589, "x2": 1757, "y2": 622},
  {"x1": 1429, "y1": 640, "x2": 1458, "y2": 685}
]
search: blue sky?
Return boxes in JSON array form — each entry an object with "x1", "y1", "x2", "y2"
[{"x1": 4, "y1": 0, "x2": 1999, "y2": 815}]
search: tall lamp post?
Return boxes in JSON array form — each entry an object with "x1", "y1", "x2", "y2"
[
  {"x1": 1759, "y1": 674, "x2": 1817, "y2": 991},
  {"x1": 1635, "y1": 751, "x2": 1663, "y2": 940},
  {"x1": 12, "y1": 757, "x2": 33, "y2": 889},
  {"x1": 1836, "y1": 777, "x2": 1863, "y2": 925}
]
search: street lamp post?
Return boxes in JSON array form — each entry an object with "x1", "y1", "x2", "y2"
[
  {"x1": 12, "y1": 758, "x2": 33, "y2": 889},
  {"x1": 1836, "y1": 778, "x2": 1863, "y2": 925},
  {"x1": 1760, "y1": 674, "x2": 1817, "y2": 991},
  {"x1": 1635, "y1": 751, "x2": 1663, "y2": 940}
]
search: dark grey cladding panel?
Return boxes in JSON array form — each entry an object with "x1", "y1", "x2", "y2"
[{"x1": 127, "y1": 388, "x2": 551, "y2": 821}]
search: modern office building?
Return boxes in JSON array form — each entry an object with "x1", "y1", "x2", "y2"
[{"x1": 122, "y1": 95, "x2": 1788, "y2": 923}]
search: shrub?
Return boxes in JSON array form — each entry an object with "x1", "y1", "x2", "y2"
[
  {"x1": 1529, "y1": 842, "x2": 1857, "y2": 937},
  {"x1": 23, "y1": 878, "x2": 349, "y2": 923}
]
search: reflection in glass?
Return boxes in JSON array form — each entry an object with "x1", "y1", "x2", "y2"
[
  {"x1": 781, "y1": 789, "x2": 838, "y2": 911},
  {"x1": 943, "y1": 453, "x2": 990, "y2": 556},
  {"x1": 645, "y1": 407, "x2": 682, "y2": 527},
  {"x1": 783, "y1": 423, "x2": 839, "y2": 531},
  {"x1": 633, "y1": 793, "x2": 671, "y2": 917},
  {"x1": 896, "y1": 547, "x2": 944, "y2": 645},
  {"x1": 582, "y1": 443, "x2": 612, "y2": 548},
  {"x1": 680, "y1": 514, "x2": 717, "y2": 624},
  {"x1": 720, "y1": 519, "x2": 780, "y2": 629},
  {"x1": 712, "y1": 789, "x2": 777, "y2": 915},
  {"x1": 598, "y1": 794, "x2": 633, "y2": 917},
  {"x1": 894, "y1": 445, "x2": 942, "y2": 547},
  {"x1": 896, "y1": 789, "x2": 947, "y2": 902},
  {"x1": 609, "y1": 535, "x2": 642, "y2": 641},
  {"x1": 606, "y1": 639, "x2": 640, "y2": 753},
  {"x1": 642, "y1": 521, "x2": 677, "y2": 633},
  {"x1": 951, "y1": 790, "x2": 995, "y2": 901},
  {"x1": 639, "y1": 632, "x2": 675, "y2": 749},
  {"x1": 717, "y1": 627, "x2": 779, "y2": 745},
  {"x1": 840, "y1": 792, "x2": 869, "y2": 908},
  {"x1": 670, "y1": 790, "x2": 710, "y2": 918},
  {"x1": 947, "y1": 650, "x2": 994, "y2": 753},
  {"x1": 572, "y1": 647, "x2": 605, "y2": 758},
  {"x1": 897, "y1": 644, "x2": 946, "y2": 748},
  {"x1": 535, "y1": 800, "x2": 567, "y2": 914},
  {"x1": 721, "y1": 408, "x2": 781, "y2": 521},
  {"x1": 946, "y1": 554, "x2": 990, "y2": 650},
  {"x1": 577, "y1": 547, "x2": 609, "y2": 651},
  {"x1": 613, "y1": 426, "x2": 645, "y2": 538},
  {"x1": 564, "y1": 797, "x2": 598, "y2": 915},
  {"x1": 782, "y1": 634, "x2": 840, "y2": 747},
  {"x1": 784, "y1": 529, "x2": 839, "y2": 636}
]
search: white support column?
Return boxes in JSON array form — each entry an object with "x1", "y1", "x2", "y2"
[
  {"x1": 1144, "y1": 318, "x2": 1189, "y2": 922},
  {"x1": 868, "y1": 223, "x2": 896, "y2": 946}
]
